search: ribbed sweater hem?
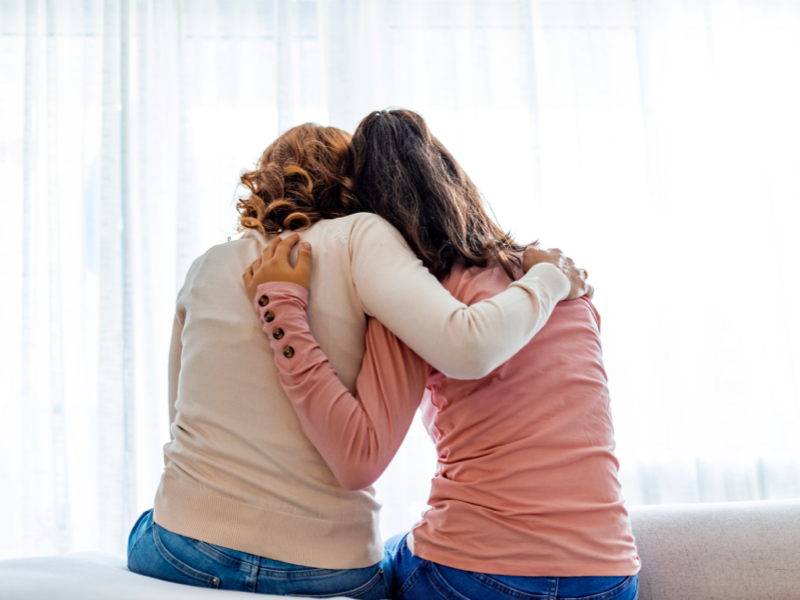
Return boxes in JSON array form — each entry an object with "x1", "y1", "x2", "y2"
[{"x1": 153, "y1": 471, "x2": 383, "y2": 570}]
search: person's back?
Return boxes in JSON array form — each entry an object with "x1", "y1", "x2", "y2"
[
  {"x1": 158, "y1": 215, "x2": 384, "y2": 569},
  {"x1": 248, "y1": 255, "x2": 640, "y2": 599},
  {"x1": 249, "y1": 253, "x2": 640, "y2": 598},
  {"x1": 411, "y1": 262, "x2": 640, "y2": 576}
]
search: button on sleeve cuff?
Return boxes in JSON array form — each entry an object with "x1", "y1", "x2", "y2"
[{"x1": 252, "y1": 282, "x2": 309, "y2": 316}]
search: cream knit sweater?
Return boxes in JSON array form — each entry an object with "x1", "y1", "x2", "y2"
[{"x1": 154, "y1": 212, "x2": 569, "y2": 570}]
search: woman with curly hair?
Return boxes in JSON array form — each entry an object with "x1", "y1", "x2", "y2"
[
  {"x1": 244, "y1": 111, "x2": 639, "y2": 600},
  {"x1": 127, "y1": 122, "x2": 587, "y2": 597}
]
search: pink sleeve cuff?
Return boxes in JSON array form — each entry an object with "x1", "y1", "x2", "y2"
[
  {"x1": 252, "y1": 282, "x2": 309, "y2": 315},
  {"x1": 252, "y1": 281, "x2": 319, "y2": 370}
]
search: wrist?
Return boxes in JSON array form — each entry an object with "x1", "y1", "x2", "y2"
[
  {"x1": 252, "y1": 281, "x2": 309, "y2": 316},
  {"x1": 255, "y1": 281, "x2": 309, "y2": 300},
  {"x1": 524, "y1": 262, "x2": 571, "y2": 301}
]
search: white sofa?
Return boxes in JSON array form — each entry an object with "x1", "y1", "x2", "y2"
[
  {"x1": 1, "y1": 499, "x2": 798, "y2": 600},
  {"x1": 630, "y1": 499, "x2": 800, "y2": 599}
]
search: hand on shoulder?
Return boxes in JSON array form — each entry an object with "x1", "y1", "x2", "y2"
[
  {"x1": 522, "y1": 246, "x2": 593, "y2": 300},
  {"x1": 243, "y1": 234, "x2": 313, "y2": 300}
]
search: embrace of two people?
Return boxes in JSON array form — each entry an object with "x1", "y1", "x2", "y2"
[{"x1": 126, "y1": 109, "x2": 640, "y2": 600}]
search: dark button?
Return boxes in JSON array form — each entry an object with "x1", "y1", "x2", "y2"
[
  {"x1": 258, "y1": 295, "x2": 269, "y2": 307},
  {"x1": 264, "y1": 310, "x2": 275, "y2": 322},
  {"x1": 272, "y1": 327, "x2": 284, "y2": 340},
  {"x1": 283, "y1": 346, "x2": 295, "y2": 359}
]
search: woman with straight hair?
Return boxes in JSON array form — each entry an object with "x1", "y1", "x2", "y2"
[
  {"x1": 244, "y1": 110, "x2": 639, "y2": 600},
  {"x1": 128, "y1": 122, "x2": 587, "y2": 597}
]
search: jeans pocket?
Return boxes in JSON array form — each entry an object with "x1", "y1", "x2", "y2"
[
  {"x1": 287, "y1": 566, "x2": 387, "y2": 599},
  {"x1": 151, "y1": 524, "x2": 222, "y2": 589}
]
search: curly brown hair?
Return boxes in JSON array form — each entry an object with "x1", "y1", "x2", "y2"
[{"x1": 237, "y1": 123, "x2": 359, "y2": 235}]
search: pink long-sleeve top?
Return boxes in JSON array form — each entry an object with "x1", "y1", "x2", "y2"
[{"x1": 254, "y1": 261, "x2": 640, "y2": 577}]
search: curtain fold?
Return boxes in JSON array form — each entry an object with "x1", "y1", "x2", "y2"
[{"x1": 1, "y1": 0, "x2": 799, "y2": 558}]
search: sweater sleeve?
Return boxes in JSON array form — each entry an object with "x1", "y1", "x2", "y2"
[
  {"x1": 253, "y1": 282, "x2": 429, "y2": 491},
  {"x1": 349, "y1": 215, "x2": 570, "y2": 379}
]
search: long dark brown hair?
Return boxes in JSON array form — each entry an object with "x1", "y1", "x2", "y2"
[
  {"x1": 237, "y1": 123, "x2": 359, "y2": 235},
  {"x1": 349, "y1": 109, "x2": 527, "y2": 279}
]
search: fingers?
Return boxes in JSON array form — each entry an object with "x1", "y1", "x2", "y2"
[
  {"x1": 296, "y1": 241, "x2": 313, "y2": 273},
  {"x1": 522, "y1": 248, "x2": 541, "y2": 263},
  {"x1": 262, "y1": 235, "x2": 282, "y2": 261},
  {"x1": 250, "y1": 255, "x2": 262, "y2": 274},
  {"x1": 585, "y1": 284, "x2": 595, "y2": 299},
  {"x1": 276, "y1": 233, "x2": 300, "y2": 263},
  {"x1": 522, "y1": 247, "x2": 551, "y2": 272}
]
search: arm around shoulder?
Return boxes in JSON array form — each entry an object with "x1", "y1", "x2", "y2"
[{"x1": 349, "y1": 215, "x2": 570, "y2": 379}]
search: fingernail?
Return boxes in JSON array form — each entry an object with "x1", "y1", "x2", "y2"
[{"x1": 302, "y1": 242, "x2": 311, "y2": 250}]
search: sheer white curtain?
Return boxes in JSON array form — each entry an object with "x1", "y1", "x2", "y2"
[{"x1": 1, "y1": 0, "x2": 799, "y2": 559}]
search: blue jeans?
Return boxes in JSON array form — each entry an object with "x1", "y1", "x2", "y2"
[
  {"x1": 127, "y1": 509, "x2": 393, "y2": 598},
  {"x1": 385, "y1": 533, "x2": 638, "y2": 600}
]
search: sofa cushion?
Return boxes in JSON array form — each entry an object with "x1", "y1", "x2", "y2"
[{"x1": 630, "y1": 499, "x2": 800, "y2": 600}]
